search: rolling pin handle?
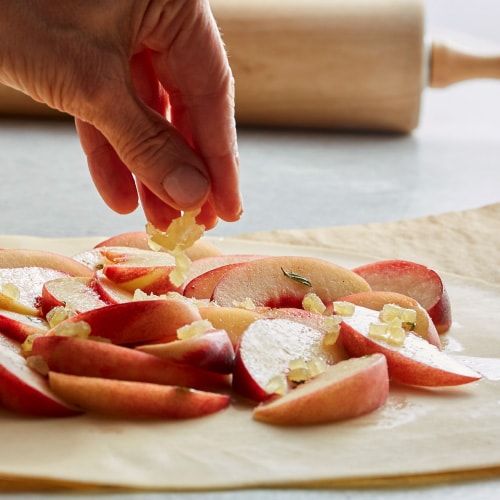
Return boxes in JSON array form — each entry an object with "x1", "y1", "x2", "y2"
[{"x1": 429, "y1": 40, "x2": 500, "y2": 88}]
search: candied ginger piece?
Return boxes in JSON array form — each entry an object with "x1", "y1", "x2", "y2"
[
  {"x1": 265, "y1": 375, "x2": 288, "y2": 396},
  {"x1": 1, "y1": 282, "x2": 20, "y2": 300},
  {"x1": 333, "y1": 301, "x2": 355, "y2": 316},
  {"x1": 146, "y1": 210, "x2": 206, "y2": 287},
  {"x1": 46, "y1": 305, "x2": 75, "y2": 328},
  {"x1": 177, "y1": 319, "x2": 213, "y2": 340},
  {"x1": 146, "y1": 210, "x2": 205, "y2": 253},
  {"x1": 302, "y1": 292, "x2": 326, "y2": 314}
]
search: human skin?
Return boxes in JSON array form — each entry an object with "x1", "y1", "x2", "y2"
[{"x1": 0, "y1": 0, "x2": 242, "y2": 230}]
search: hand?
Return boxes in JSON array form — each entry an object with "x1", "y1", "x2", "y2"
[{"x1": 0, "y1": 0, "x2": 242, "y2": 230}]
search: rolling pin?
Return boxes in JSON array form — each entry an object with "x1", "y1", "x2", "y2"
[{"x1": 1, "y1": 0, "x2": 499, "y2": 132}]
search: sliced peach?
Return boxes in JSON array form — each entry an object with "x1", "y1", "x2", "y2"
[
  {"x1": 0, "y1": 267, "x2": 73, "y2": 314},
  {"x1": 232, "y1": 318, "x2": 340, "y2": 402},
  {"x1": 0, "y1": 333, "x2": 80, "y2": 417},
  {"x1": 0, "y1": 248, "x2": 93, "y2": 276},
  {"x1": 102, "y1": 264, "x2": 178, "y2": 295},
  {"x1": 198, "y1": 305, "x2": 263, "y2": 347},
  {"x1": 337, "y1": 291, "x2": 441, "y2": 349},
  {"x1": 183, "y1": 262, "x2": 246, "y2": 299},
  {"x1": 352, "y1": 259, "x2": 452, "y2": 334},
  {"x1": 182, "y1": 254, "x2": 265, "y2": 297},
  {"x1": 212, "y1": 256, "x2": 371, "y2": 308},
  {"x1": 40, "y1": 276, "x2": 108, "y2": 316},
  {"x1": 261, "y1": 307, "x2": 349, "y2": 363},
  {"x1": 48, "y1": 372, "x2": 230, "y2": 419},
  {"x1": 54, "y1": 298, "x2": 201, "y2": 345},
  {"x1": 253, "y1": 354, "x2": 389, "y2": 425},
  {"x1": 339, "y1": 305, "x2": 480, "y2": 387},
  {"x1": 30, "y1": 335, "x2": 229, "y2": 392},
  {"x1": 92, "y1": 270, "x2": 134, "y2": 304},
  {"x1": 0, "y1": 309, "x2": 48, "y2": 342},
  {"x1": 93, "y1": 232, "x2": 222, "y2": 260},
  {"x1": 137, "y1": 328, "x2": 235, "y2": 374}
]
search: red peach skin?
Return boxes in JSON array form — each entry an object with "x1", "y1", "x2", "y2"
[
  {"x1": 339, "y1": 306, "x2": 480, "y2": 387},
  {"x1": 54, "y1": 298, "x2": 201, "y2": 345},
  {"x1": 352, "y1": 259, "x2": 452, "y2": 333},
  {"x1": 253, "y1": 354, "x2": 389, "y2": 426},
  {"x1": 48, "y1": 372, "x2": 230, "y2": 419},
  {"x1": 0, "y1": 333, "x2": 80, "y2": 417},
  {"x1": 31, "y1": 335, "x2": 229, "y2": 392}
]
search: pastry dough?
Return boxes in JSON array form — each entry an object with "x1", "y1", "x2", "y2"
[{"x1": 0, "y1": 235, "x2": 499, "y2": 491}]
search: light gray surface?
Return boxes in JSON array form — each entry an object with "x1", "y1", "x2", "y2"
[
  {"x1": 1, "y1": 1, "x2": 500, "y2": 499},
  {"x1": 1, "y1": 79, "x2": 499, "y2": 239}
]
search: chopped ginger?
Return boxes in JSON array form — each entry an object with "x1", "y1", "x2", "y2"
[
  {"x1": 302, "y1": 292, "x2": 326, "y2": 314},
  {"x1": 333, "y1": 301, "x2": 355, "y2": 316},
  {"x1": 323, "y1": 315, "x2": 342, "y2": 332},
  {"x1": 21, "y1": 333, "x2": 45, "y2": 355},
  {"x1": 287, "y1": 357, "x2": 328, "y2": 384},
  {"x1": 232, "y1": 298, "x2": 256, "y2": 310},
  {"x1": 380, "y1": 303, "x2": 416, "y2": 323},
  {"x1": 323, "y1": 330, "x2": 340, "y2": 346},
  {"x1": 1, "y1": 282, "x2": 20, "y2": 300},
  {"x1": 51, "y1": 320, "x2": 92, "y2": 339},
  {"x1": 265, "y1": 375, "x2": 288, "y2": 396},
  {"x1": 146, "y1": 210, "x2": 206, "y2": 288},
  {"x1": 307, "y1": 357, "x2": 328, "y2": 377},
  {"x1": 177, "y1": 319, "x2": 213, "y2": 340},
  {"x1": 379, "y1": 303, "x2": 417, "y2": 331},
  {"x1": 46, "y1": 305, "x2": 75, "y2": 328},
  {"x1": 368, "y1": 319, "x2": 406, "y2": 347}
]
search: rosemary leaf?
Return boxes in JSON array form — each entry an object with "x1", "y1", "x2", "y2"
[{"x1": 281, "y1": 267, "x2": 312, "y2": 287}]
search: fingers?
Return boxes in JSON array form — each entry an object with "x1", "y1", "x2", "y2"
[
  {"x1": 75, "y1": 119, "x2": 139, "y2": 215},
  {"x1": 77, "y1": 50, "x2": 213, "y2": 227},
  {"x1": 138, "y1": 181, "x2": 218, "y2": 231},
  {"x1": 90, "y1": 84, "x2": 212, "y2": 213},
  {"x1": 144, "y1": 0, "x2": 243, "y2": 223}
]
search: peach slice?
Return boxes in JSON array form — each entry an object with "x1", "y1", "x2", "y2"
[
  {"x1": 48, "y1": 372, "x2": 230, "y2": 419},
  {"x1": 198, "y1": 306, "x2": 263, "y2": 347},
  {"x1": 95, "y1": 246, "x2": 183, "y2": 295},
  {"x1": 73, "y1": 245, "x2": 175, "y2": 271},
  {"x1": 0, "y1": 309, "x2": 49, "y2": 342},
  {"x1": 93, "y1": 232, "x2": 222, "y2": 260},
  {"x1": 337, "y1": 291, "x2": 441, "y2": 349},
  {"x1": 182, "y1": 254, "x2": 265, "y2": 297},
  {"x1": 183, "y1": 262, "x2": 246, "y2": 299},
  {"x1": 92, "y1": 270, "x2": 134, "y2": 304},
  {"x1": 30, "y1": 335, "x2": 229, "y2": 392},
  {"x1": 137, "y1": 328, "x2": 235, "y2": 374},
  {"x1": 55, "y1": 298, "x2": 201, "y2": 345},
  {"x1": 40, "y1": 276, "x2": 108, "y2": 316},
  {"x1": 339, "y1": 305, "x2": 480, "y2": 387},
  {"x1": 352, "y1": 259, "x2": 452, "y2": 334},
  {"x1": 0, "y1": 248, "x2": 93, "y2": 277},
  {"x1": 261, "y1": 307, "x2": 349, "y2": 363},
  {"x1": 232, "y1": 318, "x2": 340, "y2": 402},
  {"x1": 253, "y1": 354, "x2": 389, "y2": 425},
  {"x1": 212, "y1": 256, "x2": 371, "y2": 308},
  {"x1": 0, "y1": 266, "x2": 75, "y2": 314},
  {"x1": 102, "y1": 264, "x2": 178, "y2": 295},
  {"x1": 0, "y1": 333, "x2": 80, "y2": 417}
]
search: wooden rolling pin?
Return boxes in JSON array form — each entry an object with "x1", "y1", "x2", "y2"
[{"x1": 0, "y1": 0, "x2": 499, "y2": 132}]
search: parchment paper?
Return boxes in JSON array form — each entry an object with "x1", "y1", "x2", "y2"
[{"x1": 0, "y1": 203, "x2": 500, "y2": 492}]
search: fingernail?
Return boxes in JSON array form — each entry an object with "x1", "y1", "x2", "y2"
[{"x1": 162, "y1": 165, "x2": 209, "y2": 207}]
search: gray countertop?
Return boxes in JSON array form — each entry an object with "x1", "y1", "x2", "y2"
[{"x1": 1, "y1": 1, "x2": 500, "y2": 498}]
